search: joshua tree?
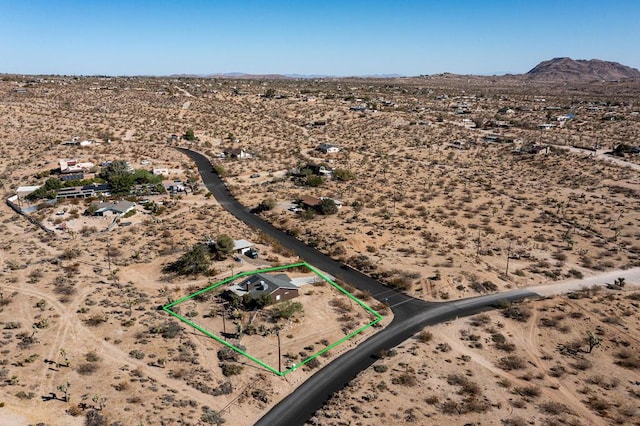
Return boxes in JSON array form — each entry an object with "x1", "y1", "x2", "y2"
[
  {"x1": 614, "y1": 277, "x2": 626, "y2": 288},
  {"x1": 587, "y1": 331, "x2": 601, "y2": 354},
  {"x1": 57, "y1": 382, "x2": 70, "y2": 402},
  {"x1": 92, "y1": 394, "x2": 107, "y2": 410},
  {"x1": 59, "y1": 348, "x2": 70, "y2": 368}
]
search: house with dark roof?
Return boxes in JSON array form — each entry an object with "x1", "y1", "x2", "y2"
[
  {"x1": 56, "y1": 183, "x2": 111, "y2": 199},
  {"x1": 226, "y1": 273, "x2": 299, "y2": 304},
  {"x1": 316, "y1": 143, "x2": 340, "y2": 154},
  {"x1": 223, "y1": 148, "x2": 252, "y2": 159}
]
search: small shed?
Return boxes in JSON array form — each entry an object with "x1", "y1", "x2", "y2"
[{"x1": 232, "y1": 239, "x2": 255, "y2": 255}]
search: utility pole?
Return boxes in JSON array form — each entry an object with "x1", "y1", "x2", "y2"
[
  {"x1": 106, "y1": 235, "x2": 111, "y2": 271},
  {"x1": 276, "y1": 329, "x2": 282, "y2": 373},
  {"x1": 505, "y1": 240, "x2": 512, "y2": 276},
  {"x1": 222, "y1": 304, "x2": 226, "y2": 335},
  {"x1": 476, "y1": 229, "x2": 481, "y2": 257}
]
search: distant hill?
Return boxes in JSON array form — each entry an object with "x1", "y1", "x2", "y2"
[{"x1": 526, "y1": 57, "x2": 640, "y2": 82}]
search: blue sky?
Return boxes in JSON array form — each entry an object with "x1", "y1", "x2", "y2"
[{"x1": 1, "y1": 0, "x2": 638, "y2": 76}]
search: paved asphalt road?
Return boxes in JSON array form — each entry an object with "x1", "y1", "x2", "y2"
[{"x1": 177, "y1": 148, "x2": 540, "y2": 425}]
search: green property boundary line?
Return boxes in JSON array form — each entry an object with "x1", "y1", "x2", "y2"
[{"x1": 163, "y1": 262, "x2": 383, "y2": 376}]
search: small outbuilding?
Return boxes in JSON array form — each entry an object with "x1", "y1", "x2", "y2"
[
  {"x1": 316, "y1": 143, "x2": 340, "y2": 154},
  {"x1": 232, "y1": 239, "x2": 255, "y2": 255}
]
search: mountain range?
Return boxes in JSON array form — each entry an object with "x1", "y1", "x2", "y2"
[
  {"x1": 526, "y1": 57, "x2": 640, "y2": 82},
  {"x1": 170, "y1": 58, "x2": 640, "y2": 82}
]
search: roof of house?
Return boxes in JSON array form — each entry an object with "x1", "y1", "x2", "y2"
[
  {"x1": 300, "y1": 195, "x2": 322, "y2": 207},
  {"x1": 94, "y1": 200, "x2": 136, "y2": 214},
  {"x1": 227, "y1": 273, "x2": 298, "y2": 299},
  {"x1": 233, "y1": 239, "x2": 254, "y2": 251},
  {"x1": 317, "y1": 143, "x2": 339, "y2": 151}
]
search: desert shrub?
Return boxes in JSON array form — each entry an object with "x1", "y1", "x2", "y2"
[
  {"x1": 614, "y1": 349, "x2": 640, "y2": 369},
  {"x1": 129, "y1": 350, "x2": 145, "y2": 360},
  {"x1": 149, "y1": 321, "x2": 182, "y2": 338},
  {"x1": 501, "y1": 305, "x2": 532, "y2": 322},
  {"x1": 586, "y1": 396, "x2": 611, "y2": 413},
  {"x1": 447, "y1": 374, "x2": 481, "y2": 395},
  {"x1": 163, "y1": 243, "x2": 211, "y2": 275},
  {"x1": 76, "y1": 363, "x2": 98, "y2": 375},
  {"x1": 329, "y1": 298, "x2": 352, "y2": 312},
  {"x1": 393, "y1": 372, "x2": 418, "y2": 387},
  {"x1": 306, "y1": 357, "x2": 320, "y2": 369},
  {"x1": 440, "y1": 400, "x2": 460, "y2": 414},
  {"x1": 436, "y1": 342, "x2": 451, "y2": 352},
  {"x1": 538, "y1": 401, "x2": 572, "y2": 415},
  {"x1": 84, "y1": 313, "x2": 106, "y2": 326},
  {"x1": 15, "y1": 391, "x2": 34, "y2": 400},
  {"x1": 60, "y1": 248, "x2": 81, "y2": 260},
  {"x1": 373, "y1": 364, "x2": 388, "y2": 373},
  {"x1": 417, "y1": 331, "x2": 433, "y2": 343},
  {"x1": 501, "y1": 417, "x2": 528, "y2": 426},
  {"x1": 201, "y1": 407, "x2": 226, "y2": 424},
  {"x1": 85, "y1": 351, "x2": 101, "y2": 362},
  {"x1": 497, "y1": 355, "x2": 527, "y2": 371},
  {"x1": 469, "y1": 314, "x2": 491, "y2": 327},
  {"x1": 571, "y1": 358, "x2": 593, "y2": 371},
  {"x1": 212, "y1": 381, "x2": 233, "y2": 396},
  {"x1": 252, "y1": 389, "x2": 269, "y2": 403},
  {"x1": 470, "y1": 280, "x2": 498, "y2": 293},
  {"x1": 4, "y1": 322, "x2": 21, "y2": 329},
  {"x1": 85, "y1": 410, "x2": 108, "y2": 426},
  {"x1": 425, "y1": 395, "x2": 439, "y2": 405},
  {"x1": 66, "y1": 404, "x2": 83, "y2": 416},
  {"x1": 515, "y1": 385, "x2": 541, "y2": 399},
  {"x1": 217, "y1": 347, "x2": 242, "y2": 362},
  {"x1": 495, "y1": 341, "x2": 517, "y2": 353},
  {"x1": 549, "y1": 365, "x2": 566, "y2": 378},
  {"x1": 271, "y1": 301, "x2": 303, "y2": 320},
  {"x1": 220, "y1": 363, "x2": 243, "y2": 376}
]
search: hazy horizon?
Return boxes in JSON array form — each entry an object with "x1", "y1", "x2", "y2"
[{"x1": 1, "y1": 0, "x2": 638, "y2": 77}]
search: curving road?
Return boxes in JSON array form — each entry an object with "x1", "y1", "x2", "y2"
[{"x1": 177, "y1": 148, "x2": 540, "y2": 425}]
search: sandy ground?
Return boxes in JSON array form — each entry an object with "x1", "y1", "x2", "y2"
[
  {"x1": 0, "y1": 75, "x2": 639, "y2": 425},
  {"x1": 313, "y1": 286, "x2": 640, "y2": 425}
]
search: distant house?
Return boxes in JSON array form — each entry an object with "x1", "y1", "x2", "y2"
[
  {"x1": 57, "y1": 183, "x2": 111, "y2": 199},
  {"x1": 301, "y1": 164, "x2": 332, "y2": 177},
  {"x1": 16, "y1": 186, "x2": 41, "y2": 199},
  {"x1": 59, "y1": 159, "x2": 94, "y2": 174},
  {"x1": 516, "y1": 144, "x2": 549, "y2": 155},
  {"x1": 224, "y1": 148, "x2": 252, "y2": 159},
  {"x1": 300, "y1": 195, "x2": 322, "y2": 209},
  {"x1": 226, "y1": 272, "x2": 299, "y2": 303},
  {"x1": 152, "y1": 168, "x2": 168, "y2": 176},
  {"x1": 60, "y1": 172, "x2": 85, "y2": 182},
  {"x1": 538, "y1": 123, "x2": 555, "y2": 130},
  {"x1": 166, "y1": 181, "x2": 185, "y2": 193},
  {"x1": 557, "y1": 113, "x2": 576, "y2": 121},
  {"x1": 449, "y1": 140, "x2": 468, "y2": 150},
  {"x1": 316, "y1": 143, "x2": 340, "y2": 154},
  {"x1": 90, "y1": 200, "x2": 136, "y2": 216},
  {"x1": 483, "y1": 134, "x2": 503, "y2": 143},
  {"x1": 308, "y1": 120, "x2": 327, "y2": 127}
]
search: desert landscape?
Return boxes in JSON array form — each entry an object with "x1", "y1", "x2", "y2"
[{"x1": 0, "y1": 57, "x2": 639, "y2": 425}]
